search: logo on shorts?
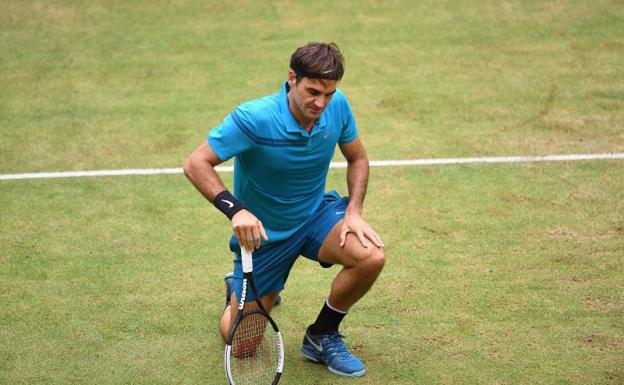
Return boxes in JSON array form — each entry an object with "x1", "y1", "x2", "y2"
[{"x1": 335, "y1": 211, "x2": 345, "y2": 215}]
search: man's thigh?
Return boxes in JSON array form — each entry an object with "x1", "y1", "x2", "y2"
[
  {"x1": 230, "y1": 241, "x2": 299, "y2": 302},
  {"x1": 298, "y1": 192, "x2": 349, "y2": 266}
]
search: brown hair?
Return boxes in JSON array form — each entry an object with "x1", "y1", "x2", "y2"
[{"x1": 290, "y1": 42, "x2": 344, "y2": 81}]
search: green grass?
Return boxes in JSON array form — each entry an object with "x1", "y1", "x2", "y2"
[
  {"x1": 2, "y1": 164, "x2": 623, "y2": 385},
  {"x1": 1, "y1": 0, "x2": 623, "y2": 172},
  {"x1": 1, "y1": 1, "x2": 623, "y2": 384}
]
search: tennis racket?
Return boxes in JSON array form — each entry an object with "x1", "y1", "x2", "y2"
[{"x1": 224, "y1": 247, "x2": 284, "y2": 385}]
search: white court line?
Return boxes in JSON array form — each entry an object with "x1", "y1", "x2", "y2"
[{"x1": 1, "y1": 153, "x2": 623, "y2": 181}]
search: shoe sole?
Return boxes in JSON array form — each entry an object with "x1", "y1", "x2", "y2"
[
  {"x1": 301, "y1": 350, "x2": 322, "y2": 363},
  {"x1": 327, "y1": 366, "x2": 366, "y2": 377}
]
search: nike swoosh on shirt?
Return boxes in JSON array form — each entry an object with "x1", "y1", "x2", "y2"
[{"x1": 221, "y1": 199, "x2": 234, "y2": 208}]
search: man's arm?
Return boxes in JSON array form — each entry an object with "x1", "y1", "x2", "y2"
[
  {"x1": 338, "y1": 137, "x2": 384, "y2": 248},
  {"x1": 183, "y1": 142, "x2": 268, "y2": 251},
  {"x1": 184, "y1": 142, "x2": 228, "y2": 201}
]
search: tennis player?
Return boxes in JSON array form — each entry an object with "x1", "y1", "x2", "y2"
[{"x1": 184, "y1": 42, "x2": 385, "y2": 377}]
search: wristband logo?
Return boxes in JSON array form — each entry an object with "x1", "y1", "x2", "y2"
[{"x1": 221, "y1": 199, "x2": 234, "y2": 208}]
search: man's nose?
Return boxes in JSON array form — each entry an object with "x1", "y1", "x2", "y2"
[{"x1": 314, "y1": 96, "x2": 325, "y2": 108}]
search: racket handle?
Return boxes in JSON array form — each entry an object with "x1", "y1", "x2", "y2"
[{"x1": 241, "y1": 247, "x2": 253, "y2": 273}]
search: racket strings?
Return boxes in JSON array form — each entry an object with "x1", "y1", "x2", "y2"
[{"x1": 230, "y1": 312, "x2": 279, "y2": 384}]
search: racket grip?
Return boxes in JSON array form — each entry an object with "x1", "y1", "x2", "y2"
[{"x1": 241, "y1": 247, "x2": 253, "y2": 273}]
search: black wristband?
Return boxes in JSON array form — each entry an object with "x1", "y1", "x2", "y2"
[{"x1": 213, "y1": 190, "x2": 245, "y2": 220}]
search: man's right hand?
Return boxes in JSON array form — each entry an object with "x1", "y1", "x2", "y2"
[{"x1": 231, "y1": 209, "x2": 269, "y2": 252}]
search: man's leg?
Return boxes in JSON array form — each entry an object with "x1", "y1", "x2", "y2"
[
  {"x1": 302, "y1": 219, "x2": 385, "y2": 377},
  {"x1": 220, "y1": 291, "x2": 280, "y2": 341},
  {"x1": 318, "y1": 220, "x2": 385, "y2": 312}
]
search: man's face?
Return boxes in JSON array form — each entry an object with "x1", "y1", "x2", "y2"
[{"x1": 288, "y1": 71, "x2": 338, "y2": 122}]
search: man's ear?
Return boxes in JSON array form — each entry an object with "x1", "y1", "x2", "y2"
[{"x1": 287, "y1": 69, "x2": 297, "y2": 87}]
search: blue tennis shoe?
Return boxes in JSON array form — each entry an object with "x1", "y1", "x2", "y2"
[
  {"x1": 301, "y1": 328, "x2": 366, "y2": 377},
  {"x1": 224, "y1": 272, "x2": 234, "y2": 309}
]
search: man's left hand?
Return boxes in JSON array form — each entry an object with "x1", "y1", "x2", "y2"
[{"x1": 339, "y1": 213, "x2": 384, "y2": 248}]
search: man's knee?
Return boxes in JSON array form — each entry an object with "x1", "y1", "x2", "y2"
[
  {"x1": 368, "y1": 246, "x2": 385, "y2": 273},
  {"x1": 356, "y1": 246, "x2": 385, "y2": 276}
]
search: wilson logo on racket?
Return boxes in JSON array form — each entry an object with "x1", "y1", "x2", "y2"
[{"x1": 238, "y1": 281, "x2": 247, "y2": 310}]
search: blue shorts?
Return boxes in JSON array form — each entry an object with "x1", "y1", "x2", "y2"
[{"x1": 230, "y1": 191, "x2": 348, "y2": 301}]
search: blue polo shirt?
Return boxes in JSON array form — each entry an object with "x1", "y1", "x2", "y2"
[{"x1": 207, "y1": 81, "x2": 358, "y2": 243}]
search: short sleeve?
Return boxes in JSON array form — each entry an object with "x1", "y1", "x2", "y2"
[
  {"x1": 337, "y1": 92, "x2": 358, "y2": 144},
  {"x1": 207, "y1": 106, "x2": 256, "y2": 161}
]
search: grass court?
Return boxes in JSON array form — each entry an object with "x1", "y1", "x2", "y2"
[{"x1": 1, "y1": 1, "x2": 623, "y2": 384}]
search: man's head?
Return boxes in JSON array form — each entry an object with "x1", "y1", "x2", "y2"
[
  {"x1": 289, "y1": 42, "x2": 344, "y2": 82},
  {"x1": 287, "y1": 42, "x2": 344, "y2": 123}
]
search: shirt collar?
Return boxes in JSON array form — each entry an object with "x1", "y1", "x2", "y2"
[{"x1": 279, "y1": 81, "x2": 327, "y2": 136}]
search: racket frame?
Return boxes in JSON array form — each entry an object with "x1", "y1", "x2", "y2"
[{"x1": 224, "y1": 248, "x2": 284, "y2": 385}]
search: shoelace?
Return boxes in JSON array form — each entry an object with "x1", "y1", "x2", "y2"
[{"x1": 322, "y1": 333, "x2": 353, "y2": 359}]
